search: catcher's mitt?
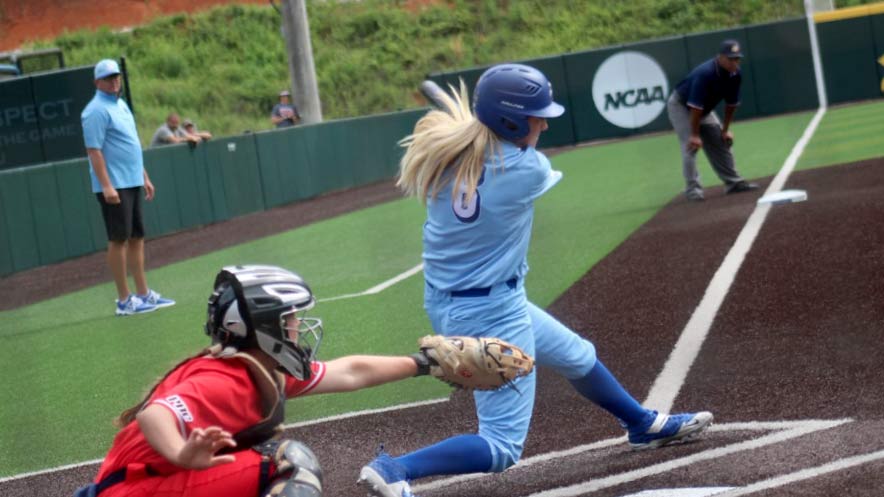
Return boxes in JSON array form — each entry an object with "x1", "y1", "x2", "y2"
[{"x1": 415, "y1": 335, "x2": 534, "y2": 391}]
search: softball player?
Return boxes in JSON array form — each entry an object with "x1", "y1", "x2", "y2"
[
  {"x1": 75, "y1": 265, "x2": 425, "y2": 497},
  {"x1": 358, "y1": 64, "x2": 713, "y2": 497}
]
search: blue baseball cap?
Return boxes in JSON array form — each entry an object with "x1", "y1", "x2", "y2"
[
  {"x1": 719, "y1": 39, "x2": 744, "y2": 59},
  {"x1": 94, "y1": 59, "x2": 121, "y2": 80}
]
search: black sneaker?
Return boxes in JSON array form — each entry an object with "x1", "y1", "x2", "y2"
[{"x1": 726, "y1": 181, "x2": 759, "y2": 194}]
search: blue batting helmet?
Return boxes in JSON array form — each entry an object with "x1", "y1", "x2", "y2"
[{"x1": 473, "y1": 64, "x2": 565, "y2": 141}]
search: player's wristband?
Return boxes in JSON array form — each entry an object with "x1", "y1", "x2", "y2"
[{"x1": 410, "y1": 352, "x2": 432, "y2": 377}]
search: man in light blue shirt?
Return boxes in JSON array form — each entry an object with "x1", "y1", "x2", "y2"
[{"x1": 81, "y1": 58, "x2": 175, "y2": 316}]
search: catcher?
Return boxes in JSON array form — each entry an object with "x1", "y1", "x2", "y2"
[
  {"x1": 358, "y1": 64, "x2": 713, "y2": 497},
  {"x1": 74, "y1": 264, "x2": 517, "y2": 497}
]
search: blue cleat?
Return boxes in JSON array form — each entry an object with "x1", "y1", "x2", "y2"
[
  {"x1": 628, "y1": 411, "x2": 713, "y2": 450},
  {"x1": 357, "y1": 451, "x2": 414, "y2": 497},
  {"x1": 115, "y1": 295, "x2": 157, "y2": 316},
  {"x1": 138, "y1": 289, "x2": 176, "y2": 309}
]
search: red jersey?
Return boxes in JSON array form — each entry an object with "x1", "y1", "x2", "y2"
[{"x1": 95, "y1": 354, "x2": 326, "y2": 481}]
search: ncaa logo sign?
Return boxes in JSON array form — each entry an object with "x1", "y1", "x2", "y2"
[{"x1": 592, "y1": 51, "x2": 668, "y2": 129}]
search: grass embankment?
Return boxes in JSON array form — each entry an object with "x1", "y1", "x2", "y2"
[{"x1": 34, "y1": 0, "x2": 808, "y2": 145}]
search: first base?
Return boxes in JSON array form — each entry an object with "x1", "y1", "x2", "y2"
[{"x1": 757, "y1": 189, "x2": 807, "y2": 205}]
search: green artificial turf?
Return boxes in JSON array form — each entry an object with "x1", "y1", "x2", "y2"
[
  {"x1": 3, "y1": 101, "x2": 882, "y2": 476},
  {"x1": 798, "y1": 99, "x2": 884, "y2": 170}
]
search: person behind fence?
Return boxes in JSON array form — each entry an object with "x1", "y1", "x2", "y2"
[
  {"x1": 666, "y1": 39, "x2": 759, "y2": 202},
  {"x1": 271, "y1": 90, "x2": 300, "y2": 128},
  {"x1": 150, "y1": 112, "x2": 202, "y2": 147},
  {"x1": 183, "y1": 118, "x2": 213, "y2": 141},
  {"x1": 73, "y1": 264, "x2": 442, "y2": 497},
  {"x1": 81, "y1": 58, "x2": 175, "y2": 316},
  {"x1": 356, "y1": 63, "x2": 714, "y2": 497}
]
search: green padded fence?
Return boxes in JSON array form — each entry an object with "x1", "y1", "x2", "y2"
[
  {"x1": 874, "y1": 15, "x2": 884, "y2": 95},
  {"x1": 818, "y1": 14, "x2": 884, "y2": 104},
  {"x1": 53, "y1": 159, "x2": 101, "y2": 259},
  {"x1": 748, "y1": 19, "x2": 818, "y2": 115},
  {"x1": 0, "y1": 167, "x2": 41, "y2": 273}
]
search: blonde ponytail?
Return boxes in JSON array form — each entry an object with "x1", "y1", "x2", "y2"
[{"x1": 397, "y1": 81, "x2": 501, "y2": 205}]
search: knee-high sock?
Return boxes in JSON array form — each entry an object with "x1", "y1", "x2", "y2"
[
  {"x1": 568, "y1": 360, "x2": 651, "y2": 429},
  {"x1": 395, "y1": 434, "x2": 493, "y2": 479}
]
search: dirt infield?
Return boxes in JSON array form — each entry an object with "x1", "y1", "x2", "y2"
[{"x1": 1, "y1": 157, "x2": 882, "y2": 496}]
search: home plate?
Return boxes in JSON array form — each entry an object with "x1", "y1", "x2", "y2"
[
  {"x1": 757, "y1": 189, "x2": 807, "y2": 205},
  {"x1": 621, "y1": 489, "x2": 734, "y2": 497}
]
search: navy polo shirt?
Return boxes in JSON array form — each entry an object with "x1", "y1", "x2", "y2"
[{"x1": 674, "y1": 58, "x2": 741, "y2": 115}]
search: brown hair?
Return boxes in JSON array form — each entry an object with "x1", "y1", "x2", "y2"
[{"x1": 114, "y1": 347, "x2": 213, "y2": 427}]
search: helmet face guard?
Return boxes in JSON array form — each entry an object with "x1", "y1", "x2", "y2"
[
  {"x1": 281, "y1": 309, "x2": 323, "y2": 362},
  {"x1": 205, "y1": 265, "x2": 324, "y2": 380},
  {"x1": 473, "y1": 63, "x2": 565, "y2": 141}
]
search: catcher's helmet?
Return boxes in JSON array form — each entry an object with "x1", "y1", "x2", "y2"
[
  {"x1": 473, "y1": 63, "x2": 565, "y2": 141},
  {"x1": 205, "y1": 265, "x2": 323, "y2": 380}
]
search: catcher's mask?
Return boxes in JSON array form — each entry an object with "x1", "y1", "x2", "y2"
[{"x1": 205, "y1": 265, "x2": 324, "y2": 380}]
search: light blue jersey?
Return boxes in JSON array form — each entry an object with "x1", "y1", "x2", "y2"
[
  {"x1": 81, "y1": 90, "x2": 144, "y2": 193},
  {"x1": 423, "y1": 141, "x2": 562, "y2": 292},
  {"x1": 420, "y1": 141, "x2": 596, "y2": 472}
]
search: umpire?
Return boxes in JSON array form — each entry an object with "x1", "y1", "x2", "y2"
[{"x1": 667, "y1": 39, "x2": 758, "y2": 201}]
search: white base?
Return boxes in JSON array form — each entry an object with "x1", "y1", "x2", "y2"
[{"x1": 757, "y1": 189, "x2": 808, "y2": 205}]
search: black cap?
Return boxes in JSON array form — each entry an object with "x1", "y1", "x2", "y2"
[{"x1": 719, "y1": 39, "x2": 744, "y2": 59}]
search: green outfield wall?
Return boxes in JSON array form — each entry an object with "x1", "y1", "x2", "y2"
[{"x1": 2, "y1": 12, "x2": 884, "y2": 277}]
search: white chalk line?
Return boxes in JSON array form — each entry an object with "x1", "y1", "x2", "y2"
[
  {"x1": 643, "y1": 105, "x2": 827, "y2": 413},
  {"x1": 713, "y1": 448, "x2": 884, "y2": 497},
  {"x1": 413, "y1": 418, "x2": 851, "y2": 495},
  {"x1": 0, "y1": 397, "x2": 449, "y2": 483},
  {"x1": 317, "y1": 263, "x2": 423, "y2": 303}
]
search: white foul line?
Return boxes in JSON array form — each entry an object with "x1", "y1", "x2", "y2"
[
  {"x1": 283, "y1": 397, "x2": 447, "y2": 429},
  {"x1": 413, "y1": 419, "x2": 850, "y2": 495},
  {"x1": 714, "y1": 448, "x2": 884, "y2": 496},
  {"x1": 642, "y1": 105, "x2": 827, "y2": 413},
  {"x1": 0, "y1": 397, "x2": 449, "y2": 483},
  {"x1": 317, "y1": 263, "x2": 423, "y2": 303},
  {"x1": 521, "y1": 419, "x2": 851, "y2": 497}
]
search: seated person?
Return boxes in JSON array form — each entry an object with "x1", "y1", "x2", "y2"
[
  {"x1": 182, "y1": 118, "x2": 212, "y2": 141},
  {"x1": 271, "y1": 90, "x2": 300, "y2": 128},
  {"x1": 150, "y1": 113, "x2": 201, "y2": 147}
]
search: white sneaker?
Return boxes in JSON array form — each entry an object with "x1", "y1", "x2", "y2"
[{"x1": 115, "y1": 295, "x2": 158, "y2": 316}]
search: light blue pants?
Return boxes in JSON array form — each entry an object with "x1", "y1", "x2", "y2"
[{"x1": 424, "y1": 280, "x2": 597, "y2": 472}]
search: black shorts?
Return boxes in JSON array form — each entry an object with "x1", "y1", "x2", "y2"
[{"x1": 95, "y1": 187, "x2": 145, "y2": 242}]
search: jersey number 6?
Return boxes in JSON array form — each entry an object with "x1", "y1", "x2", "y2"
[{"x1": 452, "y1": 172, "x2": 485, "y2": 223}]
